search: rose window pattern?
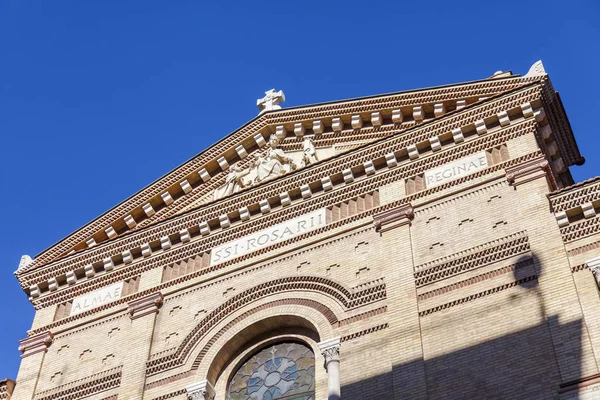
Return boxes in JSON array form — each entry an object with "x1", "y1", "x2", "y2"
[{"x1": 227, "y1": 342, "x2": 315, "y2": 400}]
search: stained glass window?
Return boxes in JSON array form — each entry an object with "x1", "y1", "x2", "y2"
[{"x1": 227, "y1": 342, "x2": 315, "y2": 400}]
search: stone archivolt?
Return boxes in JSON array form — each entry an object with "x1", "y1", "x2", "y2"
[{"x1": 145, "y1": 275, "x2": 385, "y2": 375}]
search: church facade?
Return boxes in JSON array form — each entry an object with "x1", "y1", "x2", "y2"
[{"x1": 8, "y1": 61, "x2": 600, "y2": 399}]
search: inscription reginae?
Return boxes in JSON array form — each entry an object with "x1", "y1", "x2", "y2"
[{"x1": 424, "y1": 152, "x2": 488, "y2": 188}]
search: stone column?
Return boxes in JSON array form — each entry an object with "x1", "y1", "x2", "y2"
[
  {"x1": 11, "y1": 331, "x2": 53, "y2": 400},
  {"x1": 118, "y1": 292, "x2": 163, "y2": 399},
  {"x1": 317, "y1": 337, "x2": 341, "y2": 400},
  {"x1": 185, "y1": 380, "x2": 215, "y2": 400}
]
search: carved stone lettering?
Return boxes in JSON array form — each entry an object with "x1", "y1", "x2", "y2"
[{"x1": 210, "y1": 209, "x2": 327, "y2": 265}]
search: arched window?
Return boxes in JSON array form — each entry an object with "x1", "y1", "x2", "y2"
[{"x1": 227, "y1": 341, "x2": 315, "y2": 400}]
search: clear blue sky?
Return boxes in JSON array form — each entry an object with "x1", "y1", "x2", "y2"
[{"x1": 0, "y1": 0, "x2": 598, "y2": 379}]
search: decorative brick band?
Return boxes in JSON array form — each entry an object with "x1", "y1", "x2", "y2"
[
  {"x1": 145, "y1": 370, "x2": 194, "y2": 391},
  {"x1": 33, "y1": 366, "x2": 121, "y2": 400},
  {"x1": 419, "y1": 275, "x2": 537, "y2": 317},
  {"x1": 150, "y1": 389, "x2": 186, "y2": 400},
  {"x1": 19, "y1": 331, "x2": 53, "y2": 358},
  {"x1": 568, "y1": 240, "x2": 600, "y2": 257},
  {"x1": 340, "y1": 323, "x2": 389, "y2": 342},
  {"x1": 417, "y1": 258, "x2": 534, "y2": 301},
  {"x1": 336, "y1": 306, "x2": 387, "y2": 327},
  {"x1": 571, "y1": 263, "x2": 589, "y2": 273},
  {"x1": 550, "y1": 177, "x2": 600, "y2": 213},
  {"x1": 414, "y1": 231, "x2": 530, "y2": 287},
  {"x1": 561, "y1": 215, "x2": 600, "y2": 243}
]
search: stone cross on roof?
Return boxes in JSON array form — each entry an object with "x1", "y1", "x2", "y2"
[{"x1": 257, "y1": 89, "x2": 285, "y2": 114}]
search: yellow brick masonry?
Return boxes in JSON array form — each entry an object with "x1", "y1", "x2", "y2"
[{"x1": 10, "y1": 75, "x2": 600, "y2": 400}]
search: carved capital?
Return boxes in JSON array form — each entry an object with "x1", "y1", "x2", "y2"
[
  {"x1": 185, "y1": 380, "x2": 215, "y2": 400},
  {"x1": 505, "y1": 156, "x2": 554, "y2": 190},
  {"x1": 128, "y1": 292, "x2": 163, "y2": 320},
  {"x1": 318, "y1": 337, "x2": 341, "y2": 368},
  {"x1": 19, "y1": 331, "x2": 53, "y2": 358},
  {"x1": 373, "y1": 203, "x2": 414, "y2": 232}
]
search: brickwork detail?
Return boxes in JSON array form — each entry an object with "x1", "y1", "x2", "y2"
[
  {"x1": 418, "y1": 258, "x2": 534, "y2": 300},
  {"x1": 32, "y1": 366, "x2": 121, "y2": 400},
  {"x1": 419, "y1": 275, "x2": 537, "y2": 317},
  {"x1": 414, "y1": 231, "x2": 530, "y2": 287}
]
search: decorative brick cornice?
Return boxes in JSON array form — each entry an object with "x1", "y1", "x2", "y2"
[
  {"x1": 0, "y1": 379, "x2": 15, "y2": 399},
  {"x1": 505, "y1": 155, "x2": 554, "y2": 189},
  {"x1": 128, "y1": 292, "x2": 163, "y2": 320},
  {"x1": 18, "y1": 331, "x2": 53, "y2": 358},
  {"x1": 21, "y1": 94, "x2": 541, "y2": 295},
  {"x1": 373, "y1": 203, "x2": 414, "y2": 232},
  {"x1": 29, "y1": 76, "x2": 540, "y2": 270}
]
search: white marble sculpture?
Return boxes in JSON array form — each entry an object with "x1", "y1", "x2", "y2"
[
  {"x1": 213, "y1": 165, "x2": 251, "y2": 201},
  {"x1": 254, "y1": 134, "x2": 296, "y2": 183},
  {"x1": 302, "y1": 137, "x2": 318, "y2": 166}
]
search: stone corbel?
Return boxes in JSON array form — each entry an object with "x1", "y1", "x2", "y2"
[
  {"x1": 505, "y1": 155, "x2": 555, "y2": 190},
  {"x1": 18, "y1": 331, "x2": 53, "y2": 358},
  {"x1": 373, "y1": 203, "x2": 414, "y2": 233},
  {"x1": 185, "y1": 380, "x2": 216, "y2": 400},
  {"x1": 128, "y1": 292, "x2": 163, "y2": 320}
]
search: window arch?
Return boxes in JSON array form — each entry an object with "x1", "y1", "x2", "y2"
[{"x1": 226, "y1": 341, "x2": 315, "y2": 400}]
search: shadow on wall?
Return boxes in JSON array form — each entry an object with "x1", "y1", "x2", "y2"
[{"x1": 341, "y1": 253, "x2": 587, "y2": 399}]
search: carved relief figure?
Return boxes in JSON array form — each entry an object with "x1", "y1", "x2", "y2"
[
  {"x1": 254, "y1": 134, "x2": 296, "y2": 183},
  {"x1": 302, "y1": 137, "x2": 318, "y2": 167},
  {"x1": 212, "y1": 165, "x2": 250, "y2": 200}
]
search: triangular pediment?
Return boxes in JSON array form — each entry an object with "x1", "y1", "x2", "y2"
[{"x1": 21, "y1": 71, "x2": 548, "y2": 274}]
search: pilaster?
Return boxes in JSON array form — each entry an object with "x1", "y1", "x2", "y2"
[
  {"x1": 119, "y1": 292, "x2": 163, "y2": 399},
  {"x1": 11, "y1": 332, "x2": 53, "y2": 400},
  {"x1": 373, "y1": 203, "x2": 427, "y2": 400},
  {"x1": 510, "y1": 170, "x2": 598, "y2": 383}
]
